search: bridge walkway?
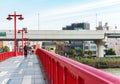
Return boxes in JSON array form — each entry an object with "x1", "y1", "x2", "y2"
[{"x1": 0, "y1": 54, "x2": 46, "y2": 84}]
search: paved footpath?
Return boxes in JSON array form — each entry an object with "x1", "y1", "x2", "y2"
[{"x1": 0, "y1": 54, "x2": 46, "y2": 84}]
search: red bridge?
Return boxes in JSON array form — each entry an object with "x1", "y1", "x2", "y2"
[
  {"x1": 0, "y1": 48, "x2": 120, "y2": 84},
  {"x1": 36, "y1": 48, "x2": 120, "y2": 84}
]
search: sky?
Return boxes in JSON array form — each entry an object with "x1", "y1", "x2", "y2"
[{"x1": 0, "y1": 0, "x2": 120, "y2": 30}]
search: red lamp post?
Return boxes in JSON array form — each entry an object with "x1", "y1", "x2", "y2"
[
  {"x1": 6, "y1": 11, "x2": 24, "y2": 56},
  {"x1": 18, "y1": 28, "x2": 27, "y2": 55}
]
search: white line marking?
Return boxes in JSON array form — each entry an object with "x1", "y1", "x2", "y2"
[
  {"x1": 22, "y1": 76, "x2": 32, "y2": 84},
  {"x1": 14, "y1": 61, "x2": 19, "y2": 63},
  {"x1": 19, "y1": 69, "x2": 24, "y2": 74},
  {"x1": 0, "y1": 71, "x2": 8, "y2": 76},
  {"x1": 16, "y1": 63, "x2": 21, "y2": 68},
  {"x1": 28, "y1": 62, "x2": 33, "y2": 66},
  {"x1": 1, "y1": 78, "x2": 9, "y2": 84}
]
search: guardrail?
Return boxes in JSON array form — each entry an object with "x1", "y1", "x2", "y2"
[
  {"x1": 36, "y1": 48, "x2": 120, "y2": 84},
  {"x1": 0, "y1": 52, "x2": 14, "y2": 61},
  {"x1": 0, "y1": 51, "x2": 22, "y2": 62}
]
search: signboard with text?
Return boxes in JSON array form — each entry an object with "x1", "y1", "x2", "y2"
[{"x1": 0, "y1": 32, "x2": 6, "y2": 37}]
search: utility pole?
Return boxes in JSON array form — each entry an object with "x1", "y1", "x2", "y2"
[
  {"x1": 38, "y1": 13, "x2": 40, "y2": 30},
  {"x1": 96, "y1": 13, "x2": 97, "y2": 27}
]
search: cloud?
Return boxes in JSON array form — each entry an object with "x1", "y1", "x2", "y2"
[
  {"x1": 40, "y1": 0, "x2": 120, "y2": 18},
  {"x1": 34, "y1": 0, "x2": 120, "y2": 30},
  {"x1": 3, "y1": 0, "x2": 120, "y2": 30}
]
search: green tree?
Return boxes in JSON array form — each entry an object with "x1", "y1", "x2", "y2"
[
  {"x1": 80, "y1": 49, "x2": 85, "y2": 57},
  {"x1": 70, "y1": 49, "x2": 76, "y2": 57},
  {"x1": 3, "y1": 46, "x2": 10, "y2": 52},
  {"x1": 88, "y1": 50, "x2": 93, "y2": 57},
  {"x1": 106, "y1": 48, "x2": 116, "y2": 55}
]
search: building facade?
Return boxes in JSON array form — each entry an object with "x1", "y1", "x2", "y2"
[
  {"x1": 63, "y1": 23, "x2": 90, "y2": 30},
  {"x1": 42, "y1": 41, "x2": 56, "y2": 53},
  {"x1": 63, "y1": 22, "x2": 96, "y2": 56},
  {"x1": 107, "y1": 38, "x2": 120, "y2": 55},
  {"x1": 96, "y1": 21, "x2": 120, "y2": 55},
  {"x1": 55, "y1": 41, "x2": 65, "y2": 55}
]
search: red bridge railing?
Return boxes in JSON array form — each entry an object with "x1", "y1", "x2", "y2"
[
  {"x1": 0, "y1": 51, "x2": 22, "y2": 62},
  {"x1": 0, "y1": 52, "x2": 14, "y2": 61},
  {"x1": 36, "y1": 48, "x2": 120, "y2": 84}
]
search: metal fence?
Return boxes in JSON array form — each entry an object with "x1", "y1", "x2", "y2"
[
  {"x1": 0, "y1": 51, "x2": 22, "y2": 61},
  {"x1": 36, "y1": 48, "x2": 120, "y2": 84}
]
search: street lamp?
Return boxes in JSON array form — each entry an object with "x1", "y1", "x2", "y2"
[
  {"x1": 18, "y1": 28, "x2": 27, "y2": 55},
  {"x1": 6, "y1": 11, "x2": 24, "y2": 56}
]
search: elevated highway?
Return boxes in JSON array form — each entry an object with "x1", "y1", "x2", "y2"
[
  {"x1": 1, "y1": 30, "x2": 120, "y2": 57},
  {"x1": 0, "y1": 30, "x2": 109, "y2": 41},
  {"x1": 0, "y1": 30, "x2": 120, "y2": 40}
]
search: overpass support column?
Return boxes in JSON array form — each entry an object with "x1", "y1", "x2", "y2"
[
  {"x1": 95, "y1": 36, "x2": 107, "y2": 57},
  {"x1": 95, "y1": 40, "x2": 105, "y2": 57}
]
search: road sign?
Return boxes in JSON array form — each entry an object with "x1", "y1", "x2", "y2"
[{"x1": 0, "y1": 32, "x2": 6, "y2": 36}]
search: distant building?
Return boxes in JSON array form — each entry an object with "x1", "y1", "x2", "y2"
[
  {"x1": 0, "y1": 41, "x2": 3, "y2": 48},
  {"x1": 41, "y1": 41, "x2": 71, "y2": 56},
  {"x1": 96, "y1": 21, "x2": 103, "y2": 30},
  {"x1": 55, "y1": 41, "x2": 65, "y2": 55},
  {"x1": 96, "y1": 21, "x2": 112, "y2": 30},
  {"x1": 42, "y1": 41, "x2": 56, "y2": 53},
  {"x1": 63, "y1": 22, "x2": 97, "y2": 56},
  {"x1": 0, "y1": 41, "x2": 3, "y2": 52},
  {"x1": 107, "y1": 38, "x2": 120, "y2": 55},
  {"x1": 84, "y1": 41, "x2": 96, "y2": 56},
  {"x1": 96, "y1": 21, "x2": 120, "y2": 55},
  {"x1": 63, "y1": 23, "x2": 90, "y2": 30},
  {"x1": 3, "y1": 41, "x2": 13, "y2": 51}
]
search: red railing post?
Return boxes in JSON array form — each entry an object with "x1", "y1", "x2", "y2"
[
  {"x1": 63, "y1": 67, "x2": 67, "y2": 84},
  {"x1": 36, "y1": 48, "x2": 120, "y2": 84},
  {"x1": 56, "y1": 62, "x2": 59, "y2": 84},
  {"x1": 77, "y1": 76, "x2": 85, "y2": 84}
]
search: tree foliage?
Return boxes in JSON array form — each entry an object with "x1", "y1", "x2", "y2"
[
  {"x1": 106, "y1": 48, "x2": 116, "y2": 55},
  {"x1": 80, "y1": 49, "x2": 85, "y2": 57},
  {"x1": 70, "y1": 49, "x2": 76, "y2": 56},
  {"x1": 88, "y1": 50, "x2": 93, "y2": 57},
  {"x1": 3, "y1": 46, "x2": 10, "y2": 52}
]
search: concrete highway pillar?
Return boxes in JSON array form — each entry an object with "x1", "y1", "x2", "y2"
[
  {"x1": 95, "y1": 36, "x2": 107, "y2": 57},
  {"x1": 96, "y1": 40, "x2": 105, "y2": 57}
]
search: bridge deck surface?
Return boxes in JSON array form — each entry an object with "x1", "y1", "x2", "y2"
[{"x1": 0, "y1": 54, "x2": 46, "y2": 84}]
